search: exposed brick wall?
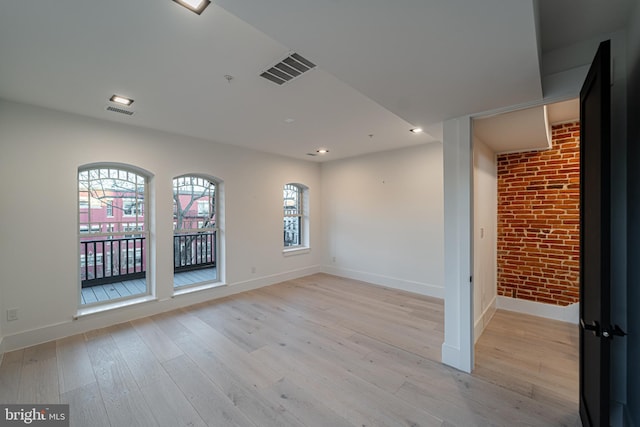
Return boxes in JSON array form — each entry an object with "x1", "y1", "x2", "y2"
[{"x1": 497, "y1": 122, "x2": 580, "y2": 306}]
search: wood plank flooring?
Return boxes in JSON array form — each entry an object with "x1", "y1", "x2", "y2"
[{"x1": 0, "y1": 273, "x2": 579, "y2": 426}]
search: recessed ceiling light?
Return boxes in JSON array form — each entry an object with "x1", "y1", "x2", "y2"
[
  {"x1": 109, "y1": 95, "x2": 134, "y2": 106},
  {"x1": 410, "y1": 127, "x2": 423, "y2": 134},
  {"x1": 172, "y1": 0, "x2": 211, "y2": 15},
  {"x1": 316, "y1": 148, "x2": 329, "y2": 154}
]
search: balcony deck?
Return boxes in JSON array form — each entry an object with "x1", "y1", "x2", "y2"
[{"x1": 80, "y1": 267, "x2": 217, "y2": 305}]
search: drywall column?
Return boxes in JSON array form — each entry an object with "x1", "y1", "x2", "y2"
[{"x1": 442, "y1": 116, "x2": 473, "y2": 373}]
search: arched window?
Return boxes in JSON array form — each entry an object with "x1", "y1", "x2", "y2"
[
  {"x1": 78, "y1": 166, "x2": 149, "y2": 305},
  {"x1": 173, "y1": 175, "x2": 218, "y2": 288},
  {"x1": 283, "y1": 183, "x2": 308, "y2": 248}
]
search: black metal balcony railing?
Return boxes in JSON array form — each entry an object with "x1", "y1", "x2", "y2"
[
  {"x1": 174, "y1": 231, "x2": 216, "y2": 273},
  {"x1": 80, "y1": 237, "x2": 145, "y2": 288},
  {"x1": 80, "y1": 231, "x2": 216, "y2": 288}
]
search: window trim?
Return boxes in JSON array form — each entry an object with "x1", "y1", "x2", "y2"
[
  {"x1": 172, "y1": 174, "x2": 220, "y2": 290},
  {"x1": 78, "y1": 164, "x2": 151, "y2": 309},
  {"x1": 283, "y1": 182, "x2": 309, "y2": 251}
]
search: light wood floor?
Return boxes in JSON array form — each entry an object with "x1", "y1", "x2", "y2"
[{"x1": 0, "y1": 274, "x2": 579, "y2": 426}]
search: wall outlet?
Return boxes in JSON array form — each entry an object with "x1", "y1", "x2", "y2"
[
  {"x1": 7, "y1": 308, "x2": 18, "y2": 321},
  {"x1": 251, "y1": 266, "x2": 256, "y2": 274}
]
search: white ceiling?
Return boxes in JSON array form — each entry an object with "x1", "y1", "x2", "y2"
[
  {"x1": 473, "y1": 98, "x2": 580, "y2": 154},
  {"x1": 0, "y1": 1, "x2": 634, "y2": 162},
  {"x1": 547, "y1": 98, "x2": 581, "y2": 125},
  {"x1": 539, "y1": 0, "x2": 635, "y2": 51},
  {"x1": 474, "y1": 105, "x2": 551, "y2": 154}
]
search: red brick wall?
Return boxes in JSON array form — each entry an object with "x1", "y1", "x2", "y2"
[{"x1": 496, "y1": 122, "x2": 580, "y2": 306}]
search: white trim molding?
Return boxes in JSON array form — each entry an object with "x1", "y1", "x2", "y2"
[
  {"x1": 497, "y1": 296, "x2": 579, "y2": 324},
  {"x1": 474, "y1": 296, "x2": 497, "y2": 343},
  {"x1": 322, "y1": 266, "x2": 443, "y2": 299}
]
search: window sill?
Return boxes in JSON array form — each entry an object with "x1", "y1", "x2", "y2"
[
  {"x1": 173, "y1": 281, "x2": 226, "y2": 297},
  {"x1": 75, "y1": 294, "x2": 156, "y2": 319},
  {"x1": 283, "y1": 246, "x2": 310, "y2": 257}
]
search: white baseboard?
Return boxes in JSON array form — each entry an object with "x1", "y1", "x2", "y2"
[
  {"x1": 474, "y1": 297, "x2": 497, "y2": 343},
  {"x1": 322, "y1": 266, "x2": 444, "y2": 299},
  {"x1": 1, "y1": 265, "x2": 322, "y2": 353},
  {"x1": 441, "y1": 342, "x2": 472, "y2": 373},
  {"x1": 497, "y1": 296, "x2": 579, "y2": 324}
]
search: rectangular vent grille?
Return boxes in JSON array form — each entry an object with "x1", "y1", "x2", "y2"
[
  {"x1": 106, "y1": 106, "x2": 134, "y2": 116},
  {"x1": 260, "y1": 52, "x2": 316, "y2": 85}
]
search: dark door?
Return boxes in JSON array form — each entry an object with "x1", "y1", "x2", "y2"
[{"x1": 579, "y1": 40, "x2": 611, "y2": 427}]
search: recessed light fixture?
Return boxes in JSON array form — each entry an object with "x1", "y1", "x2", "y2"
[
  {"x1": 172, "y1": 0, "x2": 211, "y2": 15},
  {"x1": 410, "y1": 127, "x2": 423, "y2": 134},
  {"x1": 316, "y1": 148, "x2": 329, "y2": 154},
  {"x1": 109, "y1": 95, "x2": 134, "y2": 106}
]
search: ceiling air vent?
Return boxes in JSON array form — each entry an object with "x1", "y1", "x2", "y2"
[
  {"x1": 105, "y1": 105, "x2": 134, "y2": 116},
  {"x1": 260, "y1": 52, "x2": 316, "y2": 85}
]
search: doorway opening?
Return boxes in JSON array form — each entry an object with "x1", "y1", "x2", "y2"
[{"x1": 471, "y1": 98, "x2": 580, "y2": 410}]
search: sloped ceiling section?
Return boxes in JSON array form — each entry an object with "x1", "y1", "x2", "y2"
[
  {"x1": 473, "y1": 98, "x2": 580, "y2": 154},
  {"x1": 215, "y1": 0, "x2": 543, "y2": 137},
  {"x1": 474, "y1": 105, "x2": 551, "y2": 154}
]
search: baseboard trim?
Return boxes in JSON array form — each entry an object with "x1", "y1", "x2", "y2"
[
  {"x1": 474, "y1": 297, "x2": 497, "y2": 343},
  {"x1": 1, "y1": 265, "x2": 322, "y2": 353},
  {"x1": 496, "y1": 296, "x2": 579, "y2": 324},
  {"x1": 441, "y1": 342, "x2": 472, "y2": 373},
  {"x1": 321, "y1": 266, "x2": 444, "y2": 299}
]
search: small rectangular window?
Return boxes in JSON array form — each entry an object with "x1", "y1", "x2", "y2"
[
  {"x1": 283, "y1": 183, "x2": 307, "y2": 248},
  {"x1": 197, "y1": 200, "x2": 209, "y2": 217},
  {"x1": 123, "y1": 198, "x2": 143, "y2": 216}
]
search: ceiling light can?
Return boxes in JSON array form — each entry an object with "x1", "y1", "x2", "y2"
[
  {"x1": 109, "y1": 95, "x2": 134, "y2": 106},
  {"x1": 172, "y1": 0, "x2": 211, "y2": 15}
]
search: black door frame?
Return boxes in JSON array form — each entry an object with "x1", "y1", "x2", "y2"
[{"x1": 579, "y1": 39, "x2": 612, "y2": 427}]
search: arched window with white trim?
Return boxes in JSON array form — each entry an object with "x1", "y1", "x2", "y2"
[
  {"x1": 78, "y1": 165, "x2": 149, "y2": 306},
  {"x1": 173, "y1": 175, "x2": 219, "y2": 288}
]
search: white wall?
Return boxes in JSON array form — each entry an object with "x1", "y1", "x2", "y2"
[
  {"x1": 472, "y1": 136, "x2": 497, "y2": 342},
  {"x1": 321, "y1": 143, "x2": 444, "y2": 297},
  {"x1": 0, "y1": 100, "x2": 322, "y2": 352}
]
